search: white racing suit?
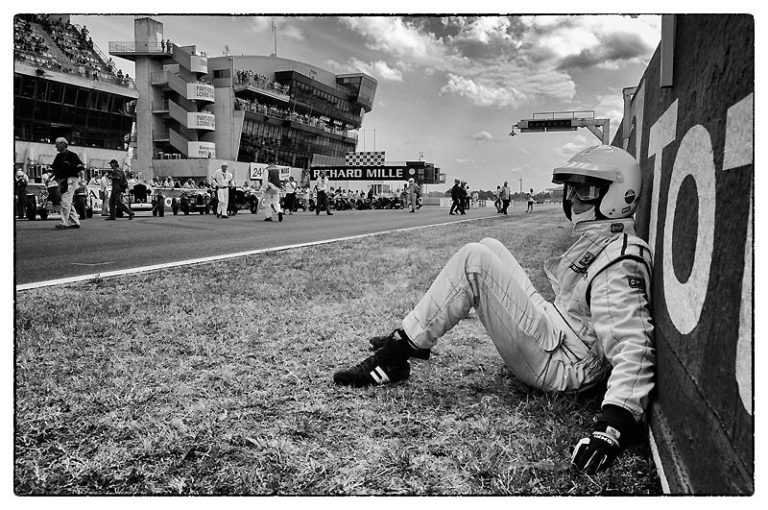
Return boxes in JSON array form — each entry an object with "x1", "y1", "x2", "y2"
[
  {"x1": 401, "y1": 218, "x2": 654, "y2": 420},
  {"x1": 262, "y1": 181, "x2": 282, "y2": 220}
]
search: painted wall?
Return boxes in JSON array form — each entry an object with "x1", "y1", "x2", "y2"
[{"x1": 613, "y1": 15, "x2": 753, "y2": 494}]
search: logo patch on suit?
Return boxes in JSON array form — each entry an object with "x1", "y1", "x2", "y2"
[
  {"x1": 610, "y1": 223, "x2": 624, "y2": 233},
  {"x1": 627, "y1": 275, "x2": 645, "y2": 290},
  {"x1": 570, "y1": 252, "x2": 596, "y2": 275},
  {"x1": 578, "y1": 252, "x2": 596, "y2": 266}
]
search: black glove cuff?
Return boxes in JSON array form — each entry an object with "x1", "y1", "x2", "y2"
[{"x1": 594, "y1": 404, "x2": 640, "y2": 448}]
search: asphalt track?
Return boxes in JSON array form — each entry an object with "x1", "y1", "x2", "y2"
[{"x1": 15, "y1": 205, "x2": 552, "y2": 288}]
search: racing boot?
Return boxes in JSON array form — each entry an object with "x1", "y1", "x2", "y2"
[{"x1": 333, "y1": 329, "x2": 430, "y2": 387}]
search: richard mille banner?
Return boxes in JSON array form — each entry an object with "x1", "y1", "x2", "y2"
[{"x1": 309, "y1": 166, "x2": 418, "y2": 181}]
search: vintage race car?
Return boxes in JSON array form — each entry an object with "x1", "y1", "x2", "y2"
[
  {"x1": 23, "y1": 182, "x2": 96, "y2": 220},
  {"x1": 127, "y1": 182, "x2": 154, "y2": 212},
  {"x1": 172, "y1": 189, "x2": 212, "y2": 215},
  {"x1": 227, "y1": 187, "x2": 260, "y2": 215}
]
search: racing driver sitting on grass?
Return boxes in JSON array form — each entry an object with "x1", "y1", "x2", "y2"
[{"x1": 334, "y1": 145, "x2": 655, "y2": 475}]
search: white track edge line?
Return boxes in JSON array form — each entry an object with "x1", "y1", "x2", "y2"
[
  {"x1": 16, "y1": 214, "x2": 496, "y2": 291},
  {"x1": 648, "y1": 426, "x2": 671, "y2": 494}
]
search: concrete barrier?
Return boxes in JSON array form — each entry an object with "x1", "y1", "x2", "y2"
[{"x1": 613, "y1": 14, "x2": 753, "y2": 494}]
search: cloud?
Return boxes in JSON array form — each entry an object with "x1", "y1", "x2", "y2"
[
  {"x1": 338, "y1": 15, "x2": 659, "y2": 108},
  {"x1": 280, "y1": 25, "x2": 304, "y2": 41},
  {"x1": 469, "y1": 131, "x2": 494, "y2": 141},
  {"x1": 248, "y1": 17, "x2": 304, "y2": 40},
  {"x1": 324, "y1": 57, "x2": 403, "y2": 81},
  {"x1": 557, "y1": 32, "x2": 652, "y2": 70},
  {"x1": 249, "y1": 17, "x2": 272, "y2": 33},
  {"x1": 593, "y1": 92, "x2": 626, "y2": 140},
  {"x1": 340, "y1": 17, "x2": 449, "y2": 63},
  {"x1": 521, "y1": 15, "x2": 660, "y2": 70},
  {"x1": 555, "y1": 141, "x2": 591, "y2": 160},
  {"x1": 441, "y1": 74, "x2": 525, "y2": 108},
  {"x1": 351, "y1": 58, "x2": 403, "y2": 81}
]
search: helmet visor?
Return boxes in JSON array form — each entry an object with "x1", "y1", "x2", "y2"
[{"x1": 565, "y1": 182, "x2": 603, "y2": 202}]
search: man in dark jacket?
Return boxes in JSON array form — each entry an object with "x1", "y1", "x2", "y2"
[
  {"x1": 15, "y1": 169, "x2": 29, "y2": 219},
  {"x1": 449, "y1": 179, "x2": 462, "y2": 215},
  {"x1": 50, "y1": 137, "x2": 84, "y2": 229},
  {"x1": 104, "y1": 159, "x2": 135, "y2": 220},
  {"x1": 457, "y1": 181, "x2": 468, "y2": 215}
]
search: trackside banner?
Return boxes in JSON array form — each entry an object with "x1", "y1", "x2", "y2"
[{"x1": 309, "y1": 166, "x2": 417, "y2": 181}]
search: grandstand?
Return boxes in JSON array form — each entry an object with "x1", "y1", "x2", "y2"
[{"x1": 13, "y1": 14, "x2": 138, "y2": 181}]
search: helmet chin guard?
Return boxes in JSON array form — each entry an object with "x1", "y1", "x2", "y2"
[{"x1": 552, "y1": 145, "x2": 642, "y2": 220}]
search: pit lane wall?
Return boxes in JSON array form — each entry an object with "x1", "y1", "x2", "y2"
[{"x1": 612, "y1": 15, "x2": 753, "y2": 494}]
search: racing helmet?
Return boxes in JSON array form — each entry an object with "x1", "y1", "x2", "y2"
[{"x1": 552, "y1": 145, "x2": 642, "y2": 220}]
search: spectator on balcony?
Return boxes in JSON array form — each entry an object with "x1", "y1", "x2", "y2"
[
  {"x1": 160, "y1": 39, "x2": 165, "y2": 53},
  {"x1": 166, "y1": 38, "x2": 172, "y2": 53}
]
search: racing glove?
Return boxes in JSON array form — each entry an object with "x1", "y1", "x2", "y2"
[{"x1": 571, "y1": 404, "x2": 639, "y2": 474}]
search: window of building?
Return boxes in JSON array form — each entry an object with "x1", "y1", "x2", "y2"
[
  {"x1": 76, "y1": 88, "x2": 89, "y2": 108},
  {"x1": 19, "y1": 76, "x2": 36, "y2": 98},
  {"x1": 63, "y1": 86, "x2": 77, "y2": 105},
  {"x1": 47, "y1": 81, "x2": 64, "y2": 103}
]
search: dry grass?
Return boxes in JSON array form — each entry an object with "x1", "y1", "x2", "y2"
[{"x1": 14, "y1": 208, "x2": 661, "y2": 495}]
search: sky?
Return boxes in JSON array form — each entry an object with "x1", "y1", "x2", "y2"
[{"x1": 67, "y1": 11, "x2": 661, "y2": 193}]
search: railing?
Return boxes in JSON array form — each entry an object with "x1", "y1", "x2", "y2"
[
  {"x1": 110, "y1": 41, "x2": 170, "y2": 54},
  {"x1": 236, "y1": 98, "x2": 357, "y2": 140},
  {"x1": 532, "y1": 110, "x2": 596, "y2": 120}
]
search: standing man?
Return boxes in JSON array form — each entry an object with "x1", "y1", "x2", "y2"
[
  {"x1": 449, "y1": 179, "x2": 461, "y2": 215},
  {"x1": 494, "y1": 185, "x2": 502, "y2": 213},
  {"x1": 15, "y1": 169, "x2": 29, "y2": 219},
  {"x1": 500, "y1": 181, "x2": 511, "y2": 215},
  {"x1": 527, "y1": 188, "x2": 535, "y2": 213},
  {"x1": 314, "y1": 170, "x2": 332, "y2": 216},
  {"x1": 99, "y1": 170, "x2": 111, "y2": 216},
  {"x1": 406, "y1": 178, "x2": 419, "y2": 213},
  {"x1": 262, "y1": 164, "x2": 284, "y2": 222},
  {"x1": 104, "y1": 159, "x2": 135, "y2": 221},
  {"x1": 284, "y1": 175, "x2": 298, "y2": 215},
  {"x1": 213, "y1": 162, "x2": 234, "y2": 218},
  {"x1": 459, "y1": 181, "x2": 468, "y2": 214},
  {"x1": 50, "y1": 137, "x2": 85, "y2": 229}
]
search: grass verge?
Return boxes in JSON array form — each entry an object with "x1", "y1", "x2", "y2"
[{"x1": 14, "y1": 208, "x2": 661, "y2": 495}]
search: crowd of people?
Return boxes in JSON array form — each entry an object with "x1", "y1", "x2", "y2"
[
  {"x1": 235, "y1": 69, "x2": 290, "y2": 96},
  {"x1": 14, "y1": 15, "x2": 132, "y2": 86},
  {"x1": 14, "y1": 18, "x2": 49, "y2": 54},
  {"x1": 235, "y1": 97, "x2": 353, "y2": 137}
]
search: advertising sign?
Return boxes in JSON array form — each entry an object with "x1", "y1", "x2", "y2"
[
  {"x1": 187, "y1": 83, "x2": 215, "y2": 101},
  {"x1": 189, "y1": 112, "x2": 215, "y2": 130},
  {"x1": 309, "y1": 166, "x2": 420, "y2": 181},
  {"x1": 617, "y1": 15, "x2": 753, "y2": 495},
  {"x1": 187, "y1": 141, "x2": 215, "y2": 159}
]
